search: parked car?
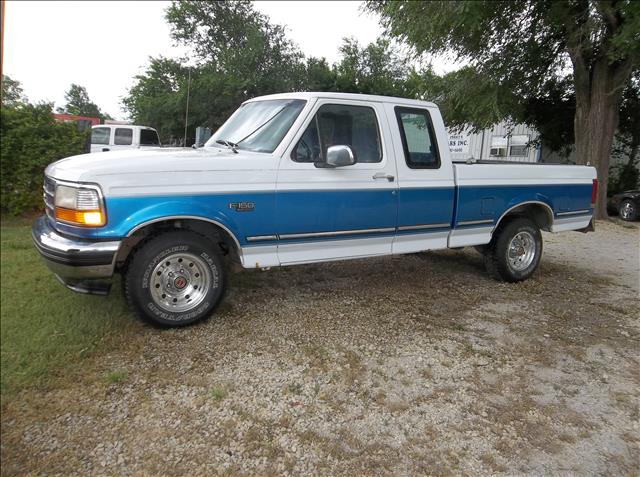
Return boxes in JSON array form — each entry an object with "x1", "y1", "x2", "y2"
[
  {"x1": 608, "y1": 190, "x2": 640, "y2": 221},
  {"x1": 32, "y1": 92, "x2": 597, "y2": 327},
  {"x1": 90, "y1": 124, "x2": 160, "y2": 153}
]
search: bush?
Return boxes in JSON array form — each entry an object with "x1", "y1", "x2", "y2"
[
  {"x1": 1, "y1": 103, "x2": 87, "y2": 215},
  {"x1": 608, "y1": 160, "x2": 640, "y2": 196}
]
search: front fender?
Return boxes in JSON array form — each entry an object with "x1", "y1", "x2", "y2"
[
  {"x1": 117, "y1": 199, "x2": 240, "y2": 239},
  {"x1": 55, "y1": 193, "x2": 276, "y2": 246}
]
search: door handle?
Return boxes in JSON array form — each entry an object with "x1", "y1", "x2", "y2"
[
  {"x1": 102, "y1": 148, "x2": 110, "y2": 152},
  {"x1": 373, "y1": 172, "x2": 394, "y2": 182}
]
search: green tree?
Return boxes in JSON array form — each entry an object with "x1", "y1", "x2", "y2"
[
  {"x1": 521, "y1": 77, "x2": 577, "y2": 158},
  {"x1": 165, "y1": 0, "x2": 305, "y2": 95},
  {"x1": 609, "y1": 70, "x2": 640, "y2": 193},
  {"x1": 334, "y1": 38, "x2": 409, "y2": 96},
  {"x1": 123, "y1": 37, "x2": 417, "y2": 143},
  {"x1": 1, "y1": 75, "x2": 27, "y2": 106},
  {"x1": 124, "y1": 1, "x2": 310, "y2": 144},
  {"x1": 123, "y1": 57, "x2": 194, "y2": 143},
  {"x1": 57, "y1": 84, "x2": 110, "y2": 121},
  {"x1": 404, "y1": 66, "x2": 523, "y2": 133},
  {"x1": 303, "y1": 57, "x2": 337, "y2": 92},
  {"x1": 1, "y1": 102, "x2": 86, "y2": 214},
  {"x1": 616, "y1": 71, "x2": 640, "y2": 166},
  {"x1": 368, "y1": 0, "x2": 640, "y2": 218}
]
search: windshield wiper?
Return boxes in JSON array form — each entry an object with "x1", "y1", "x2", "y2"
[{"x1": 215, "y1": 139, "x2": 239, "y2": 153}]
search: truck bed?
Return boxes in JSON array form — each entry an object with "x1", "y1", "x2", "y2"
[{"x1": 448, "y1": 162, "x2": 596, "y2": 247}]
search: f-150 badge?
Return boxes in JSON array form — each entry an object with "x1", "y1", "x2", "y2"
[{"x1": 228, "y1": 201, "x2": 255, "y2": 212}]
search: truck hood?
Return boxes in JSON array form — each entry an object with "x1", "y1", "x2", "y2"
[{"x1": 45, "y1": 147, "x2": 277, "y2": 195}]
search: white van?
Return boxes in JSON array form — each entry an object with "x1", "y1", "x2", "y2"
[{"x1": 90, "y1": 125, "x2": 161, "y2": 153}]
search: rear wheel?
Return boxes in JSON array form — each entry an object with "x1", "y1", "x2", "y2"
[
  {"x1": 619, "y1": 199, "x2": 637, "y2": 221},
  {"x1": 124, "y1": 231, "x2": 226, "y2": 327},
  {"x1": 483, "y1": 217, "x2": 542, "y2": 282}
]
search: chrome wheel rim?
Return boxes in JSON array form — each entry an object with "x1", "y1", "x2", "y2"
[
  {"x1": 620, "y1": 202, "x2": 633, "y2": 219},
  {"x1": 149, "y1": 252, "x2": 210, "y2": 313},
  {"x1": 507, "y1": 231, "x2": 536, "y2": 271}
]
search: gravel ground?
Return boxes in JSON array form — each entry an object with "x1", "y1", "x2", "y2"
[{"x1": 2, "y1": 220, "x2": 639, "y2": 476}]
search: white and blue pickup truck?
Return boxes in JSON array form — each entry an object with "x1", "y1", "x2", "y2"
[{"x1": 33, "y1": 92, "x2": 597, "y2": 327}]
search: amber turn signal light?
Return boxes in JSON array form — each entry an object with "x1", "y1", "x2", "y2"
[{"x1": 55, "y1": 207, "x2": 106, "y2": 227}]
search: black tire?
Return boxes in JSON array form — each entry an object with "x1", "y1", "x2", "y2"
[
  {"x1": 124, "y1": 231, "x2": 226, "y2": 327},
  {"x1": 483, "y1": 217, "x2": 543, "y2": 282},
  {"x1": 618, "y1": 199, "x2": 638, "y2": 221}
]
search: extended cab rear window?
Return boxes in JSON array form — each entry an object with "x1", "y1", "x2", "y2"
[
  {"x1": 114, "y1": 128, "x2": 133, "y2": 145},
  {"x1": 140, "y1": 129, "x2": 160, "y2": 146},
  {"x1": 395, "y1": 107, "x2": 440, "y2": 169}
]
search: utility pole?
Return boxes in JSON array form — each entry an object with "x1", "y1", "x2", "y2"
[
  {"x1": 183, "y1": 67, "x2": 191, "y2": 147},
  {"x1": 1, "y1": 0, "x2": 6, "y2": 80}
]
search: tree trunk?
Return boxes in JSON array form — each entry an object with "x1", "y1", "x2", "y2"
[{"x1": 573, "y1": 59, "x2": 625, "y2": 219}]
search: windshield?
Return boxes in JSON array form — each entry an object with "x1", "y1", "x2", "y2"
[{"x1": 206, "y1": 99, "x2": 306, "y2": 153}]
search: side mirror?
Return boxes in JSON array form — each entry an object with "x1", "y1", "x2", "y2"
[{"x1": 315, "y1": 145, "x2": 356, "y2": 168}]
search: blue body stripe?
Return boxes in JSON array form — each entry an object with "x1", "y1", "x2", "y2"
[
  {"x1": 455, "y1": 183, "x2": 592, "y2": 226},
  {"x1": 276, "y1": 189, "x2": 397, "y2": 237},
  {"x1": 398, "y1": 187, "x2": 455, "y2": 229},
  {"x1": 55, "y1": 183, "x2": 593, "y2": 244}
]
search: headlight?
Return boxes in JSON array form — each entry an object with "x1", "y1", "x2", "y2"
[{"x1": 54, "y1": 184, "x2": 106, "y2": 226}]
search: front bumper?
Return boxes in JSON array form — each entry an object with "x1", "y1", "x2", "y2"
[{"x1": 31, "y1": 216, "x2": 121, "y2": 295}]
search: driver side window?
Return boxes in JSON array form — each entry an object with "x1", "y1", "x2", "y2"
[{"x1": 292, "y1": 104, "x2": 382, "y2": 163}]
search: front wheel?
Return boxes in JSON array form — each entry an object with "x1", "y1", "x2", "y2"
[
  {"x1": 124, "y1": 231, "x2": 226, "y2": 327},
  {"x1": 483, "y1": 217, "x2": 542, "y2": 282}
]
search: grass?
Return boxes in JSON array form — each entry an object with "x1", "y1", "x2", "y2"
[
  {"x1": 0, "y1": 216, "x2": 137, "y2": 398},
  {"x1": 209, "y1": 384, "x2": 228, "y2": 401},
  {"x1": 104, "y1": 369, "x2": 128, "y2": 384}
]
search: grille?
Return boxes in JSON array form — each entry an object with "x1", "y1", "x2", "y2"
[{"x1": 43, "y1": 176, "x2": 55, "y2": 221}]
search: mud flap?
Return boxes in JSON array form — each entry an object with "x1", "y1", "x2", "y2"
[{"x1": 577, "y1": 218, "x2": 595, "y2": 233}]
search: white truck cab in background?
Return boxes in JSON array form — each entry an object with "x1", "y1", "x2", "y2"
[{"x1": 90, "y1": 124, "x2": 161, "y2": 153}]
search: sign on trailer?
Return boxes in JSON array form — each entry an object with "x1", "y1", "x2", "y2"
[{"x1": 448, "y1": 134, "x2": 469, "y2": 154}]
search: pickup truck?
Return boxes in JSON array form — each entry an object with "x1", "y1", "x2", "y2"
[
  {"x1": 32, "y1": 92, "x2": 597, "y2": 327},
  {"x1": 90, "y1": 124, "x2": 161, "y2": 153}
]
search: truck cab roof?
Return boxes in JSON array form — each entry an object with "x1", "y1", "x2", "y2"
[
  {"x1": 246, "y1": 91, "x2": 437, "y2": 109},
  {"x1": 92, "y1": 124, "x2": 156, "y2": 130}
]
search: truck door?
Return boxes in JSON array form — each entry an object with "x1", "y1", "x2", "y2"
[
  {"x1": 276, "y1": 99, "x2": 398, "y2": 265},
  {"x1": 386, "y1": 104, "x2": 455, "y2": 254}
]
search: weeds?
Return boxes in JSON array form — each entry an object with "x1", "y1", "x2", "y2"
[
  {"x1": 104, "y1": 370, "x2": 128, "y2": 384},
  {"x1": 209, "y1": 384, "x2": 228, "y2": 401}
]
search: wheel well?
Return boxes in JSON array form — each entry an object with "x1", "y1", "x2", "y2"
[
  {"x1": 494, "y1": 202, "x2": 553, "y2": 235},
  {"x1": 115, "y1": 218, "x2": 241, "y2": 270}
]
